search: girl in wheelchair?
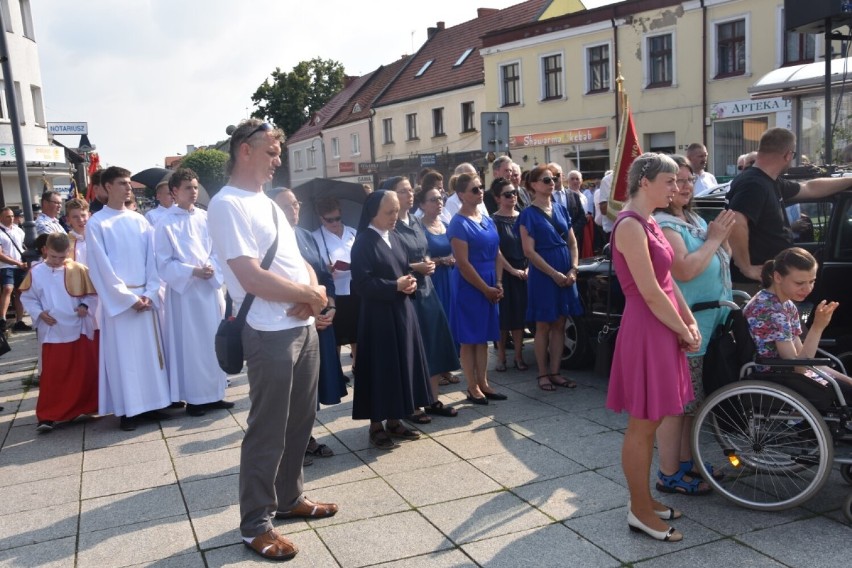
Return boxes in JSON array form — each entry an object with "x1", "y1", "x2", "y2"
[{"x1": 743, "y1": 247, "x2": 852, "y2": 392}]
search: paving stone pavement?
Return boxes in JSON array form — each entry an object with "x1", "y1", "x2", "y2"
[{"x1": 1, "y1": 326, "x2": 851, "y2": 567}]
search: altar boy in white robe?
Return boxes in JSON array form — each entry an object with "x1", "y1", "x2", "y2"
[
  {"x1": 86, "y1": 166, "x2": 171, "y2": 431},
  {"x1": 154, "y1": 168, "x2": 233, "y2": 416}
]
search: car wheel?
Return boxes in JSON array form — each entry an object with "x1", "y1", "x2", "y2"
[{"x1": 561, "y1": 315, "x2": 592, "y2": 369}]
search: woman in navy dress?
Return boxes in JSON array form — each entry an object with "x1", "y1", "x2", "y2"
[
  {"x1": 387, "y1": 177, "x2": 460, "y2": 419},
  {"x1": 448, "y1": 173, "x2": 507, "y2": 405},
  {"x1": 350, "y1": 190, "x2": 433, "y2": 450},
  {"x1": 517, "y1": 165, "x2": 583, "y2": 391}
]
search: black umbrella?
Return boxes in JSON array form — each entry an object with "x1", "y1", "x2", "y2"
[
  {"x1": 291, "y1": 178, "x2": 370, "y2": 232},
  {"x1": 131, "y1": 167, "x2": 211, "y2": 208}
]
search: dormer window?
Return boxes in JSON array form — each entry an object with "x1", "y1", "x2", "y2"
[
  {"x1": 454, "y1": 48, "x2": 474, "y2": 67},
  {"x1": 415, "y1": 60, "x2": 434, "y2": 77},
  {"x1": 352, "y1": 103, "x2": 362, "y2": 113}
]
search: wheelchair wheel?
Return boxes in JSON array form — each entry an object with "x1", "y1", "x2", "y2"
[
  {"x1": 842, "y1": 464, "x2": 852, "y2": 485},
  {"x1": 845, "y1": 493, "x2": 852, "y2": 523},
  {"x1": 691, "y1": 380, "x2": 834, "y2": 511}
]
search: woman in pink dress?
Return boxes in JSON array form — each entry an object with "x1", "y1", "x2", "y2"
[{"x1": 606, "y1": 153, "x2": 700, "y2": 542}]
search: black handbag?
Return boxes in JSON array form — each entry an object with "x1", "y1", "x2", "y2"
[
  {"x1": 0, "y1": 330, "x2": 10, "y2": 358},
  {"x1": 214, "y1": 204, "x2": 279, "y2": 374}
]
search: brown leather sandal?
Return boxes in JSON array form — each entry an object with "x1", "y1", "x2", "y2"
[
  {"x1": 243, "y1": 529, "x2": 298, "y2": 561},
  {"x1": 275, "y1": 497, "x2": 339, "y2": 519}
]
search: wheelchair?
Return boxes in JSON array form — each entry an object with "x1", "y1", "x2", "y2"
[{"x1": 688, "y1": 296, "x2": 852, "y2": 522}]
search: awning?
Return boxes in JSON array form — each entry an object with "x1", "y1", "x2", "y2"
[{"x1": 748, "y1": 57, "x2": 852, "y2": 98}]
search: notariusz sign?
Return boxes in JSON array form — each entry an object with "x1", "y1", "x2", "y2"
[{"x1": 47, "y1": 122, "x2": 88, "y2": 135}]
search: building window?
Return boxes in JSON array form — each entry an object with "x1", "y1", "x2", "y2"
[
  {"x1": 461, "y1": 102, "x2": 475, "y2": 132},
  {"x1": 432, "y1": 108, "x2": 445, "y2": 137},
  {"x1": 716, "y1": 19, "x2": 746, "y2": 77},
  {"x1": 784, "y1": 31, "x2": 815, "y2": 66},
  {"x1": 647, "y1": 34, "x2": 673, "y2": 88},
  {"x1": 501, "y1": 63, "x2": 520, "y2": 106},
  {"x1": 294, "y1": 150, "x2": 303, "y2": 171},
  {"x1": 0, "y1": 1, "x2": 12, "y2": 32},
  {"x1": 20, "y1": 0, "x2": 34, "y2": 39},
  {"x1": 406, "y1": 113, "x2": 418, "y2": 141},
  {"x1": 587, "y1": 44, "x2": 610, "y2": 93},
  {"x1": 542, "y1": 54, "x2": 562, "y2": 100},
  {"x1": 713, "y1": 117, "x2": 767, "y2": 177},
  {"x1": 415, "y1": 60, "x2": 433, "y2": 77},
  {"x1": 307, "y1": 147, "x2": 316, "y2": 169},
  {"x1": 454, "y1": 48, "x2": 474, "y2": 67},
  {"x1": 382, "y1": 118, "x2": 393, "y2": 144},
  {"x1": 13, "y1": 81, "x2": 23, "y2": 125},
  {"x1": 30, "y1": 85, "x2": 43, "y2": 126},
  {"x1": 0, "y1": 84, "x2": 6, "y2": 119},
  {"x1": 331, "y1": 137, "x2": 340, "y2": 158},
  {"x1": 351, "y1": 133, "x2": 360, "y2": 155}
]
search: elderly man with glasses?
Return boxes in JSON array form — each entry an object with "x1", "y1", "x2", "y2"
[{"x1": 35, "y1": 191, "x2": 67, "y2": 236}]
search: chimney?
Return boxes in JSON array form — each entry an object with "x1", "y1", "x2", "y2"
[
  {"x1": 427, "y1": 21, "x2": 445, "y2": 40},
  {"x1": 477, "y1": 8, "x2": 498, "y2": 17}
]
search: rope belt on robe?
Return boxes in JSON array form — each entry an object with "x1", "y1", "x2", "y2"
[{"x1": 128, "y1": 284, "x2": 165, "y2": 369}]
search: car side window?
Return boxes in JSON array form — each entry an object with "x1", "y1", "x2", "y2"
[
  {"x1": 793, "y1": 201, "x2": 832, "y2": 244},
  {"x1": 833, "y1": 198, "x2": 852, "y2": 260}
]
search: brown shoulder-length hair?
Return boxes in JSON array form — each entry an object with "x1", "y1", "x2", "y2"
[
  {"x1": 523, "y1": 164, "x2": 555, "y2": 193},
  {"x1": 656, "y1": 154, "x2": 694, "y2": 215}
]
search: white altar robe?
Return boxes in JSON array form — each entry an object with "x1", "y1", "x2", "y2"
[
  {"x1": 86, "y1": 206, "x2": 171, "y2": 417},
  {"x1": 20, "y1": 262, "x2": 98, "y2": 344},
  {"x1": 154, "y1": 206, "x2": 227, "y2": 404}
]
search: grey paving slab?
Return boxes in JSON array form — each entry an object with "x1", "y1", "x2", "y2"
[
  {"x1": 371, "y1": 549, "x2": 477, "y2": 568},
  {"x1": 320, "y1": 413, "x2": 373, "y2": 452},
  {"x1": 83, "y1": 438, "x2": 170, "y2": 472},
  {"x1": 434, "y1": 425, "x2": 534, "y2": 460},
  {"x1": 181, "y1": 472, "x2": 239, "y2": 513},
  {"x1": 81, "y1": 458, "x2": 176, "y2": 499},
  {"x1": 0, "y1": 500, "x2": 77, "y2": 552},
  {"x1": 158, "y1": 409, "x2": 240, "y2": 439},
  {"x1": 737, "y1": 515, "x2": 852, "y2": 567},
  {"x1": 303, "y1": 450, "x2": 377, "y2": 492},
  {"x1": 172, "y1": 446, "x2": 240, "y2": 483},
  {"x1": 317, "y1": 510, "x2": 453, "y2": 568},
  {"x1": 0, "y1": 534, "x2": 76, "y2": 568},
  {"x1": 405, "y1": 410, "x2": 499, "y2": 438},
  {"x1": 467, "y1": 396, "x2": 566, "y2": 425},
  {"x1": 461, "y1": 522, "x2": 619, "y2": 568},
  {"x1": 634, "y1": 538, "x2": 786, "y2": 568},
  {"x1": 0, "y1": 473, "x2": 79, "y2": 516},
  {"x1": 798, "y1": 468, "x2": 852, "y2": 514},
  {"x1": 127, "y1": 552, "x2": 206, "y2": 568},
  {"x1": 563, "y1": 506, "x2": 723, "y2": 564},
  {"x1": 1, "y1": 420, "x2": 83, "y2": 462},
  {"x1": 79, "y1": 484, "x2": 187, "y2": 534},
  {"x1": 203, "y1": 530, "x2": 339, "y2": 568},
  {"x1": 83, "y1": 415, "x2": 163, "y2": 450},
  {"x1": 305, "y1": 476, "x2": 410, "y2": 528},
  {"x1": 506, "y1": 412, "x2": 612, "y2": 447},
  {"x1": 512, "y1": 470, "x2": 628, "y2": 521},
  {"x1": 542, "y1": 384, "x2": 609, "y2": 410},
  {"x1": 309, "y1": 424, "x2": 351, "y2": 457},
  {"x1": 544, "y1": 430, "x2": 626, "y2": 469},
  {"x1": 384, "y1": 460, "x2": 503, "y2": 507},
  {"x1": 420, "y1": 491, "x2": 551, "y2": 544},
  {"x1": 356, "y1": 437, "x2": 460, "y2": 476},
  {"x1": 469, "y1": 442, "x2": 586, "y2": 489},
  {"x1": 578, "y1": 406, "x2": 629, "y2": 430},
  {"x1": 77, "y1": 514, "x2": 196, "y2": 568},
  {"x1": 189, "y1": 503, "x2": 309, "y2": 552},
  {"x1": 164, "y1": 425, "x2": 244, "y2": 457},
  {"x1": 665, "y1": 491, "x2": 811, "y2": 536},
  {"x1": 0, "y1": 450, "x2": 82, "y2": 486}
]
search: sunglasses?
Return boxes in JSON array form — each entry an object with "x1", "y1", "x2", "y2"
[
  {"x1": 235, "y1": 122, "x2": 272, "y2": 149},
  {"x1": 425, "y1": 197, "x2": 443, "y2": 203},
  {"x1": 466, "y1": 185, "x2": 483, "y2": 195},
  {"x1": 501, "y1": 190, "x2": 518, "y2": 198},
  {"x1": 322, "y1": 216, "x2": 342, "y2": 223},
  {"x1": 538, "y1": 176, "x2": 556, "y2": 184}
]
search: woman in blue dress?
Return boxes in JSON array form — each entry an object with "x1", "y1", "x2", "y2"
[
  {"x1": 448, "y1": 173, "x2": 507, "y2": 405},
  {"x1": 517, "y1": 165, "x2": 583, "y2": 391},
  {"x1": 418, "y1": 187, "x2": 455, "y2": 321}
]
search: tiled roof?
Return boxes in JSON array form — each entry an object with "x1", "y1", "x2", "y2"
[
  {"x1": 325, "y1": 55, "x2": 413, "y2": 129},
  {"x1": 375, "y1": 0, "x2": 550, "y2": 107},
  {"x1": 285, "y1": 72, "x2": 375, "y2": 145}
]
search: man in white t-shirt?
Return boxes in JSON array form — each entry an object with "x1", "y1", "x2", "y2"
[
  {"x1": 208, "y1": 119, "x2": 337, "y2": 562},
  {"x1": 687, "y1": 143, "x2": 719, "y2": 196},
  {"x1": 595, "y1": 171, "x2": 615, "y2": 235},
  {"x1": 0, "y1": 207, "x2": 28, "y2": 331}
]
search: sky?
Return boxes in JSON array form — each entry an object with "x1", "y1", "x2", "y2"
[{"x1": 31, "y1": 0, "x2": 616, "y2": 174}]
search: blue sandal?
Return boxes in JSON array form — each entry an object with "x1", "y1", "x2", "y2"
[
  {"x1": 656, "y1": 469, "x2": 712, "y2": 496},
  {"x1": 679, "y1": 459, "x2": 725, "y2": 482}
]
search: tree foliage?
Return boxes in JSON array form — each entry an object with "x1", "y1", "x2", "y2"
[
  {"x1": 179, "y1": 148, "x2": 229, "y2": 197},
  {"x1": 251, "y1": 57, "x2": 346, "y2": 139}
]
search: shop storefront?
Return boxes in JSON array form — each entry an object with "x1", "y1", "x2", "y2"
[{"x1": 508, "y1": 127, "x2": 609, "y2": 180}]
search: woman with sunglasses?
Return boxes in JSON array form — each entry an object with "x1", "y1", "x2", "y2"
[
  {"x1": 517, "y1": 165, "x2": 582, "y2": 391},
  {"x1": 490, "y1": 177, "x2": 529, "y2": 372},
  {"x1": 312, "y1": 198, "x2": 359, "y2": 372},
  {"x1": 448, "y1": 173, "x2": 507, "y2": 404},
  {"x1": 386, "y1": 177, "x2": 460, "y2": 420}
]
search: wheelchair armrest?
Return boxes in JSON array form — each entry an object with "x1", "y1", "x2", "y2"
[
  {"x1": 818, "y1": 338, "x2": 837, "y2": 348},
  {"x1": 755, "y1": 357, "x2": 832, "y2": 367}
]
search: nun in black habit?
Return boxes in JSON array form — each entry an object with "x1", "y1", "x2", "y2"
[{"x1": 350, "y1": 190, "x2": 434, "y2": 450}]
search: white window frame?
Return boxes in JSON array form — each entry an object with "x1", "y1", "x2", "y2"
[
  {"x1": 710, "y1": 12, "x2": 751, "y2": 79},
  {"x1": 307, "y1": 146, "x2": 316, "y2": 169},
  {"x1": 350, "y1": 133, "x2": 360, "y2": 156},
  {"x1": 30, "y1": 85, "x2": 43, "y2": 126},
  {"x1": 382, "y1": 118, "x2": 393, "y2": 144},
  {"x1": 20, "y1": 0, "x2": 34, "y2": 39},
  {"x1": 0, "y1": 84, "x2": 7, "y2": 120},
  {"x1": 293, "y1": 150, "x2": 303, "y2": 171},
  {"x1": 461, "y1": 101, "x2": 475, "y2": 133},
  {"x1": 641, "y1": 30, "x2": 677, "y2": 89},
  {"x1": 584, "y1": 40, "x2": 613, "y2": 94},
  {"x1": 331, "y1": 137, "x2": 340, "y2": 159},
  {"x1": 0, "y1": 1, "x2": 12, "y2": 32},
  {"x1": 13, "y1": 81, "x2": 24, "y2": 125},
  {"x1": 775, "y1": 7, "x2": 821, "y2": 68},
  {"x1": 499, "y1": 60, "x2": 523, "y2": 107},
  {"x1": 539, "y1": 51, "x2": 565, "y2": 102}
]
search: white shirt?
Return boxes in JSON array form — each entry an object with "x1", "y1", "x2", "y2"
[
  {"x1": 441, "y1": 193, "x2": 489, "y2": 224},
  {"x1": 582, "y1": 189, "x2": 595, "y2": 214},
  {"x1": 145, "y1": 204, "x2": 174, "y2": 227},
  {"x1": 0, "y1": 223, "x2": 24, "y2": 268},
  {"x1": 552, "y1": 188, "x2": 569, "y2": 210},
  {"x1": 595, "y1": 173, "x2": 614, "y2": 232},
  {"x1": 312, "y1": 224, "x2": 356, "y2": 296},
  {"x1": 692, "y1": 171, "x2": 719, "y2": 197},
  {"x1": 70, "y1": 230, "x2": 87, "y2": 266},
  {"x1": 20, "y1": 262, "x2": 98, "y2": 344},
  {"x1": 208, "y1": 185, "x2": 312, "y2": 331}
]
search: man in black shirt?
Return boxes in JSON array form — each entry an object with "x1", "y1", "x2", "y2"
[{"x1": 728, "y1": 127, "x2": 852, "y2": 283}]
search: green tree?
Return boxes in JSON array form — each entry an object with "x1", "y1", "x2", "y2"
[
  {"x1": 179, "y1": 148, "x2": 229, "y2": 197},
  {"x1": 251, "y1": 57, "x2": 346, "y2": 139}
]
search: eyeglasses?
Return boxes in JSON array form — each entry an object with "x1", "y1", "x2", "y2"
[
  {"x1": 322, "y1": 216, "x2": 342, "y2": 223},
  {"x1": 675, "y1": 176, "x2": 697, "y2": 188},
  {"x1": 425, "y1": 197, "x2": 443, "y2": 203},
  {"x1": 538, "y1": 176, "x2": 556, "y2": 184},
  {"x1": 501, "y1": 190, "x2": 518, "y2": 198},
  {"x1": 46, "y1": 200, "x2": 62, "y2": 205}
]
